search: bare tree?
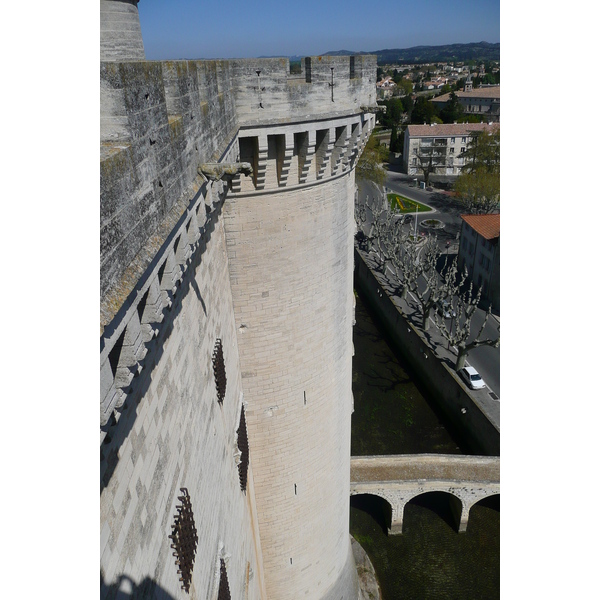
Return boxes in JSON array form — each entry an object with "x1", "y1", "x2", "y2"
[
  {"x1": 404, "y1": 238, "x2": 465, "y2": 331},
  {"x1": 355, "y1": 194, "x2": 412, "y2": 296},
  {"x1": 381, "y1": 229, "x2": 419, "y2": 300},
  {"x1": 435, "y1": 281, "x2": 500, "y2": 370},
  {"x1": 356, "y1": 190, "x2": 500, "y2": 368},
  {"x1": 355, "y1": 194, "x2": 404, "y2": 268},
  {"x1": 356, "y1": 196, "x2": 459, "y2": 329}
]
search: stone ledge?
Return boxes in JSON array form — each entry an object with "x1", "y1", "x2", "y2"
[{"x1": 351, "y1": 536, "x2": 381, "y2": 600}]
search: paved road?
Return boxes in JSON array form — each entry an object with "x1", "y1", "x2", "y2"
[{"x1": 356, "y1": 171, "x2": 500, "y2": 397}]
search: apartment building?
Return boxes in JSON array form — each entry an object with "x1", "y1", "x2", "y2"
[
  {"x1": 457, "y1": 213, "x2": 500, "y2": 310},
  {"x1": 403, "y1": 122, "x2": 497, "y2": 178}
]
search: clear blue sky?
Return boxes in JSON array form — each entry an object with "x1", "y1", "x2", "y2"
[{"x1": 138, "y1": 0, "x2": 499, "y2": 60}]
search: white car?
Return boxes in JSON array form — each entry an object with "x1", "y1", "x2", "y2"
[
  {"x1": 459, "y1": 366, "x2": 486, "y2": 390},
  {"x1": 436, "y1": 299, "x2": 457, "y2": 319}
]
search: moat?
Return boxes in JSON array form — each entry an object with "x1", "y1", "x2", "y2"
[{"x1": 351, "y1": 292, "x2": 500, "y2": 599}]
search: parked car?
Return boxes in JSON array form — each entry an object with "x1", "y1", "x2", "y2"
[
  {"x1": 435, "y1": 299, "x2": 456, "y2": 319},
  {"x1": 459, "y1": 366, "x2": 486, "y2": 390}
]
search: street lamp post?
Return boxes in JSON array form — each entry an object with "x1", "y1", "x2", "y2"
[{"x1": 413, "y1": 204, "x2": 419, "y2": 239}]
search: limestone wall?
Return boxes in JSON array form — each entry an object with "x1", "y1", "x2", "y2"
[
  {"x1": 229, "y1": 55, "x2": 377, "y2": 126},
  {"x1": 100, "y1": 195, "x2": 266, "y2": 599},
  {"x1": 100, "y1": 59, "x2": 239, "y2": 321},
  {"x1": 223, "y1": 171, "x2": 358, "y2": 599},
  {"x1": 100, "y1": 1, "x2": 146, "y2": 61},
  {"x1": 100, "y1": 48, "x2": 377, "y2": 600}
]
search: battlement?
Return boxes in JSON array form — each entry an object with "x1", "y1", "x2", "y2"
[
  {"x1": 100, "y1": 42, "x2": 377, "y2": 599},
  {"x1": 228, "y1": 55, "x2": 376, "y2": 125},
  {"x1": 101, "y1": 56, "x2": 376, "y2": 326}
]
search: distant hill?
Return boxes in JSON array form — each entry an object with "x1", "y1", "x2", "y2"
[{"x1": 323, "y1": 42, "x2": 500, "y2": 64}]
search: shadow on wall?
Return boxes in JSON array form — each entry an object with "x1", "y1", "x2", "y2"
[
  {"x1": 100, "y1": 197, "x2": 224, "y2": 494},
  {"x1": 101, "y1": 571, "x2": 177, "y2": 600}
]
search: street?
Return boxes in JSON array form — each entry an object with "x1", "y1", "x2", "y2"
[{"x1": 356, "y1": 169, "x2": 500, "y2": 397}]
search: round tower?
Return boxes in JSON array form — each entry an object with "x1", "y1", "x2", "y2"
[
  {"x1": 222, "y1": 109, "x2": 374, "y2": 599},
  {"x1": 100, "y1": 0, "x2": 145, "y2": 61}
]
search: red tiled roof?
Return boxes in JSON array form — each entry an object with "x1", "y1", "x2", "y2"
[{"x1": 461, "y1": 214, "x2": 500, "y2": 240}]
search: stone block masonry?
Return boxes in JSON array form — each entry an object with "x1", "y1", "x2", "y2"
[
  {"x1": 101, "y1": 213, "x2": 265, "y2": 599},
  {"x1": 224, "y1": 174, "x2": 358, "y2": 599},
  {"x1": 101, "y1": 8, "x2": 378, "y2": 597}
]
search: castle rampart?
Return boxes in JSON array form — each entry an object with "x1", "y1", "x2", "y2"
[{"x1": 100, "y1": 6, "x2": 377, "y2": 598}]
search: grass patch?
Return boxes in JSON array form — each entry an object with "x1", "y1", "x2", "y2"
[
  {"x1": 353, "y1": 533, "x2": 373, "y2": 546},
  {"x1": 387, "y1": 193, "x2": 432, "y2": 214}
]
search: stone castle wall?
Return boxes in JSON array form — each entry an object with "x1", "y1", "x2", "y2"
[
  {"x1": 100, "y1": 42, "x2": 376, "y2": 599},
  {"x1": 223, "y1": 174, "x2": 358, "y2": 599},
  {"x1": 101, "y1": 196, "x2": 266, "y2": 599}
]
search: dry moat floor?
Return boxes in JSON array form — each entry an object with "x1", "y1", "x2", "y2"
[{"x1": 350, "y1": 292, "x2": 500, "y2": 600}]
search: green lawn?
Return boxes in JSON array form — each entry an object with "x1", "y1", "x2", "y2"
[{"x1": 387, "y1": 193, "x2": 432, "y2": 214}]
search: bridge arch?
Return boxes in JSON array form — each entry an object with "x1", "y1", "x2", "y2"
[
  {"x1": 349, "y1": 493, "x2": 393, "y2": 535},
  {"x1": 403, "y1": 490, "x2": 465, "y2": 534},
  {"x1": 350, "y1": 454, "x2": 500, "y2": 535}
]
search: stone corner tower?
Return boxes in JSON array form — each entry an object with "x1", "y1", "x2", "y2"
[
  {"x1": 99, "y1": 4, "x2": 377, "y2": 599},
  {"x1": 100, "y1": 0, "x2": 145, "y2": 61}
]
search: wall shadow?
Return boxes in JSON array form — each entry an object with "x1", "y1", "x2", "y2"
[
  {"x1": 101, "y1": 571, "x2": 178, "y2": 600},
  {"x1": 405, "y1": 491, "x2": 458, "y2": 533},
  {"x1": 101, "y1": 196, "x2": 226, "y2": 494},
  {"x1": 473, "y1": 493, "x2": 500, "y2": 512}
]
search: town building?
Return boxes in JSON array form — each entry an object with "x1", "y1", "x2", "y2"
[
  {"x1": 457, "y1": 214, "x2": 500, "y2": 310},
  {"x1": 403, "y1": 122, "x2": 498, "y2": 180},
  {"x1": 376, "y1": 75, "x2": 396, "y2": 99},
  {"x1": 432, "y1": 76, "x2": 500, "y2": 122}
]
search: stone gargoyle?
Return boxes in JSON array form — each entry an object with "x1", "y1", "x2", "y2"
[{"x1": 198, "y1": 162, "x2": 253, "y2": 183}]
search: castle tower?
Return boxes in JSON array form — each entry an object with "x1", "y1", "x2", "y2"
[
  {"x1": 99, "y1": 5, "x2": 377, "y2": 598},
  {"x1": 100, "y1": 0, "x2": 145, "y2": 61},
  {"x1": 222, "y1": 99, "x2": 373, "y2": 597}
]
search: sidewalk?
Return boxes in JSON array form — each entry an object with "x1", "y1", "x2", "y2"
[{"x1": 355, "y1": 247, "x2": 500, "y2": 432}]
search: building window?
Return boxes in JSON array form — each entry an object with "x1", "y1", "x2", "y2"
[
  {"x1": 450, "y1": 147, "x2": 454, "y2": 154},
  {"x1": 451, "y1": 137, "x2": 455, "y2": 143},
  {"x1": 461, "y1": 137, "x2": 466, "y2": 143}
]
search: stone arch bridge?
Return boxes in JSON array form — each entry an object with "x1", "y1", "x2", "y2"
[{"x1": 350, "y1": 454, "x2": 499, "y2": 534}]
